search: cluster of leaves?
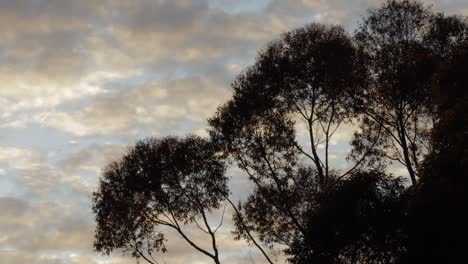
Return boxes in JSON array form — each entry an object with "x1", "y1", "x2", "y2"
[
  {"x1": 210, "y1": 23, "x2": 367, "y2": 185},
  {"x1": 349, "y1": 0, "x2": 467, "y2": 184},
  {"x1": 401, "y1": 44, "x2": 468, "y2": 264},
  {"x1": 92, "y1": 136, "x2": 227, "y2": 263},
  {"x1": 286, "y1": 171, "x2": 407, "y2": 264},
  {"x1": 209, "y1": 24, "x2": 368, "y2": 251}
]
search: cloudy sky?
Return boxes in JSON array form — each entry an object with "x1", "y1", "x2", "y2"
[{"x1": 0, "y1": 0, "x2": 467, "y2": 263}]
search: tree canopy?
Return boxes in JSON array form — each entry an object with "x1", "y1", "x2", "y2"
[
  {"x1": 351, "y1": 0, "x2": 467, "y2": 184},
  {"x1": 286, "y1": 171, "x2": 407, "y2": 264},
  {"x1": 93, "y1": 136, "x2": 228, "y2": 264}
]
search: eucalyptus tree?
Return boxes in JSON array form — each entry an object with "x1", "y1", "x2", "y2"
[
  {"x1": 402, "y1": 44, "x2": 468, "y2": 264},
  {"x1": 351, "y1": 0, "x2": 468, "y2": 185},
  {"x1": 92, "y1": 136, "x2": 228, "y2": 264},
  {"x1": 93, "y1": 135, "x2": 274, "y2": 264},
  {"x1": 208, "y1": 0, "x2": 467, "y2": 260},
  {"x1": 209, "y1": 23, "x2": 368, "y2": 249}
]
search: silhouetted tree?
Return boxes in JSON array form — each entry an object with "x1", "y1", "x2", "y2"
[
  {"x1": 424, "y1": 13, "x2": 468, "y2": 58},
  {"x1": 93, "y1": 135, "x2": 274, "y2": 264},
  {"x1": 286, "y1": 171, "x2": 407, "y2": 264},
  {"x1": 209, "y1": 23, "x2": 368, "y2": 250},
  {"x1": 92, "y1": 136, "x2": 228, "y2": 264},
  {"x1": 401, "y1": 44, "x2": 468, "y2": 264},
  {"x1": 209, "y1": 1, "x2": 467, "y2": 262},
  {"x1": 351, "y1": 0, "x2": 467, "y2": 185}
]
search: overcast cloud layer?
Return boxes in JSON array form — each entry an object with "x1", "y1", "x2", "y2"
[{"x1": 1, "y1": 1, "x2": 467, "y2": 263}]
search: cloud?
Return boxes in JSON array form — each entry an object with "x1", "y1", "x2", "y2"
[
  {"x1": 0, "y1": 0, "x2": 307, "y2": 139},
  {"x1": 0, "y1": 197, "x2": 29, "y2": 217},
  {"x1": 0, "y1": 198, "x2": 105, "y2": 264},
  {"x1": 0, "y1": 201, "x2": 90, "y2": 250},
  {"x1": 0, "y1": 146, "x2": 40, "y2": 171},
  {"x1": 59, "y1": 143, "x2": 126, "y2": 175},
  {"x1": 19, "y1": 75, "x2": 230, "y2": 136}
]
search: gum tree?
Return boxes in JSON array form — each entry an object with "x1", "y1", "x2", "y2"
[
  {"x1": 92, "y1": 136, "x2": 228, "y2": 264},
  {"x1": 209, "y1": 23, "x2": 368, "y2": 250},
  {"x1": 351, "y1": 0, "x2": 467, "y2": 185}
]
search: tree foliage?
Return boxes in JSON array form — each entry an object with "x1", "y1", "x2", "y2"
[
  {"x1": 350, "y1": 0, "x2": 467, "y2": 184},
  {"x1": 286, "y1": 171, "x2": 407, "y2": 264},
  {"x1": 92, "y1": 136, "x2": 228, "y2": 264},
  {"x1": 401, "y1": 44, "x2": 468, "y2": 264},
  {"x1": 209, "y1": 23, "x2": 368, "y2": 249}
]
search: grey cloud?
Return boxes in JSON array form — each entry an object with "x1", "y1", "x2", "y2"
[
  {"x1": 266, "y1": 0, "x2": 468, "y2": 32},
  {"x1": 82, "y1": 0, "x2": 291, "y2": 72},
  {"x1": 430, "y1": 0, "x2": 468, "y2": 15},
  {"x1": 0, "y1": 147, "x2": 94, "y2": 196},
  {"x1": 59, "y1": 143, "x2": 126, "y2": 175},
  {"x1": 0, "y1": 0, "x2": 294, "y2": 124},
  {"x1": 0, "y1": 200, "x2": 93, "y2": 252},
  {"x1": 265, "y1": 0, "x2": 382, "y2": 31},
  {"x1": 28, "y1": 74, "x2": 230, "y2": 136},
  {"x1": 115, "y1": 0, "x2": 209, "y2": 33},
  {"x1": 0, "y1": 197, "x2": 29, "y2": 217},
  {"x1": 18, "y1": 164, "x2": 91, "y2": 196}
]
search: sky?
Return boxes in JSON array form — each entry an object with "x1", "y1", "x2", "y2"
[{"x1": 0, "y1": 0, "x2": 467, "y2": 264}]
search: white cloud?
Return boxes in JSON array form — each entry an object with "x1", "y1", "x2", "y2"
[
  {"x1": 0, "y1": 147, "x2": 40, "y2": 171},
  {"x1": 14, "y1": 76, "x2": 229, "y2": 136}
]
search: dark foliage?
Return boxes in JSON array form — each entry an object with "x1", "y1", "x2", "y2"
[
  {"x1": 351, "y1": 0, "x2": 467, "y2": 185},
  {"x1": 287, "y1": 171, "x2": 407, "y2": 264},
  {"x1": 210, "y1": 23, "x2": 367, "y2": 184},
  {"x1": 209, "y1": 23, "x2": 367, "y2": 249},
  {"x1": 92, "y1": 136, "x2": 228, "y2": 264},
  {"x1": 400, "y1": 45, "x2": 468, "y2": 264}
]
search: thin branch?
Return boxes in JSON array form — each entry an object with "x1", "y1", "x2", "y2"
[
  {"x1": 131, "y1": 242, "x2": 158, "y2": 264},
  {"x1": 224, "y1": 194, "x2": 275, "y2": 264},
  {"x1": 145, "y1": 213, "x2": 176, "y2": 228},
  {"x1": 339, "y1": 124, "x2": 382, "y2": 179},
  {"x1": 363, "y1": 109, "x2": 403, "y2": 145},
  {"x1": 307, "y1": 116, "x2": 325, "y2": 183},
  {"x1": 292, "y1": 101, "x2": 310, "y2": 121},
  {"x1": 199, "y1": 204, "x2": 220, "y2": 263},
  {"x1": 292, "y1": 140, "x2": 316, "y2": 161},
  {"x1": 173, "y1": 223, "x2": 215, "y2": 259},
  {"x1": 328, "y1": 120, "x2": 343, "y2": 139},
  {"x1": 162, "y1": 201, "x2": 216, "y2": 260},
  {"x1": 193, "y1": 217, "x2": 210, "y2": 234},
  {"x1": 235, "y1": 152, "x2": 305, "y2": 235},
  {"x1": 160, "y1": 212, "x2": 177, "y2": 227},
  {"x1": 213, "y1": 202, "x2": 226, "y2": 234}
]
